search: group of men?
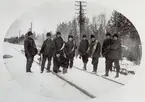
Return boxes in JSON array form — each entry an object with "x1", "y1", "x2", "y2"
[{"x1": 24, "y1": 31, "x2": 121, "y2": 78}]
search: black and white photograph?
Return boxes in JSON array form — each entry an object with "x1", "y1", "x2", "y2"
[{"x1": 2, "y1": 0, "x2": 142, "y2": 101}]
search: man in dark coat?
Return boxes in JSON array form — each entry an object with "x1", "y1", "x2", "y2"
[
  {"x1": 105, "y1": 34, "x2": 121, "y2": 78},
  {"x1": 64, "y1": 35, "x2": 77, "y2": 69},
  {"x1": 24, "y1": 31, "x2": 38, "y2": 73},
  {"x1": 53, "y1": 31, "x2": 66, "y2": 73},
  {"x1": 53, "y1": 51, "x2": 68, "y2": 74},
  {"x1": 102, "y1": 32, "x2": 113, "y2": 57},
  {"x1": 53, "y1": 32, "x2": 65, "y2": 55},
  {"x1": 39, "y1": 32, "x2": 54, "y2": 73},
  {"x1": 89, "y1": 35, "x2": 101, "y2": 73},
  {"x1": 102, "y1": 33, "x2": 114, "y2": 75},
  {"x1": 78, "y1": 34, "x2": 89, "y2": 70}
]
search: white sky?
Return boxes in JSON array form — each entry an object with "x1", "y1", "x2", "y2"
[{"x1": 5, "y1": 0, "x2": 113, "y2": 38}]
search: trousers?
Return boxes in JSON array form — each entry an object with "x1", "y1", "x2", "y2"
[
  {"x1": 26, "y1": 56, "x2": 34, "y2": 72},
  {"x1": 41, "y1": 56, "x2": 52, "y2": 72}
]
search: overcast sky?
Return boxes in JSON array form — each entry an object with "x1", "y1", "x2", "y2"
[{"x1": 5, "y1": 0, "x2": 113, "y2": 38}]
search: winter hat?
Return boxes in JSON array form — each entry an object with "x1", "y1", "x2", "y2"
[
  {"x1": 113, "y1": 33, "x2": 119, "y2": 38},
  {"x1": 68, "y1": 35, "x2": 73, "y2": 38},
  {"x1": 90, "y1": 34, "x2": 95, "y2": 39},
  {"x1": 82, "y1": 34, "x2": 87, "y2": 38},
  {"x1": 56, "y1": 31, "x2": 61, "y2": 35},
  {"x1": 27, "y1": 31, "x2": 33, "y2": 36},
  {"x1": 46, "y1": 32, "x2": 51, "y2": 37},
  {"x1": 106, "y1": 32, "x2": 111, "y2": 37}
]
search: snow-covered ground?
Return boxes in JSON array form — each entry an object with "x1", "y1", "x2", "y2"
[
  {"x1": 74, "y1": 57, "x2": 138, "y2": 84},
  {"x1": 2, "y1": 42, "x2": 139, "y2": 101},
  {"x1": 3, "y1": 43, "x2": 89, "y2": 101}
]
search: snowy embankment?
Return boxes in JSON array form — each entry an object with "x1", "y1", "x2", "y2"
[{"x1": 2, "y1": 42, "x2": 139, "y2": 101}]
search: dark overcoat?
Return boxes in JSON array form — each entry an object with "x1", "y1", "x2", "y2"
[
  {"x1": 78, "y1": 39, "x2": 89, "y2": 56},
  {"x1": 24, "y1": 37, "x2": 38, "y2": 57},
  {"x1": 64, "y1": 40, "x2": 77, "y2": 59},
  {"x1": 40, "y1": 38, "x2": 54, "y2": 58},
  {"x1": 107, "y1": 39, "x2": 121, "y2": 60}
]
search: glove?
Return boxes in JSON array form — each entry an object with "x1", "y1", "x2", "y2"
[{"x1": 56, "y1": 54, "x2": 60, "y2": 58}]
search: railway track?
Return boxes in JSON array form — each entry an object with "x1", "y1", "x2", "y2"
[
  {"x1": 73, "y1": 66, "x2": 125, "y2": 86},
  {"x1": 10, "y1": 45, "x2": 125, "y2": 99},
  {"x1": 11, "y1": 46, "x2": 96, "y2": 99}
]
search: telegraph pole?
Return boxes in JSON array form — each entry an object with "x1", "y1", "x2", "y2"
[
  {"x1": 28, "y1": 22, "x2": 33, "y2": 32},
  {"x1": 75, "y1": 1, "x2": 87, "y2": 40},
  {"x1": 30, "y1": 22, "x2": 32, "y2": 32}
]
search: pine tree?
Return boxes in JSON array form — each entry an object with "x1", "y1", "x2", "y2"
[
  {"x1": 107, "y1": 10, "x2": 141, "y2": 64},
  {"x1": 56, "y1": 22, "x2": 72, "y2": 41},
  {"x1": 89, "y1": 13, "x2": 107, "y2": 46},
  {"x1": 107, "y1": 10, "x2": 140, "y2": 39}
]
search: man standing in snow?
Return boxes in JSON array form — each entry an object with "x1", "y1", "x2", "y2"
[
  {"x1": 53, "y1": 31, "x2": 66, "y2": 73},
  {"x1": 89, "y1": 35, "x2": 101, "y2": 73},
  {"x1": 64, "y1": 35, "x2": 77, "y2": 69},
  {"x1": 24, "y1": 31, "x2": 38, "y2": 73},
  {"x1": 102, "y1": 32, "x2": 113, "y2": 76},
  {"x1": 105, "y1": 33, "x2": 121, "y2": 78},
  {"x1": 78, "y1": 34, "x2": 89, "y2": 70},
  {"x1": 39, "y1": 32, "x2": 54, "y2": 73}
]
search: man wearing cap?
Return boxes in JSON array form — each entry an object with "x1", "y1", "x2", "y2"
[
  {"x1": 24, "y1": 31, "x2": 38, "y2": 73},
  {"x1": 53, "y1": 51, "x2": 68, "y2": 74},
  {"x1": 64, "y1": 35, "x2": 77, "y2": 69},
  {"x1": 105, "y1": 33, "x2": 121, "y2": 78},
  {"x1": 53, "y1": 31, "x2": 65, "y2": 73},
  {"x1": 39, "y1": 32, "x2": 54, "y2": 73},
  {"x1": 78, "y1": 34, "x2": 89, "y2": 70},
  {"x1": 102, "y1": 32, "x2": 114, "y2": 76},
  {"x1": 89, "y1": 35, "x2": 101, "y2": 73}
]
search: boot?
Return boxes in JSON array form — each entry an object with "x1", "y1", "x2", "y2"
[
  {"x1": 70, "y1": 66, "x2": 73, "y2": 69},
  {"x1": 46, "y1": 67, "x2": 51, "y2": 72},
  {"x1": 83, "y1": 63, "x2": 87, "y2": 70},
  {"x1": 70, "y1": 61, "x2": 73, "y2": 69},
  {"x1": 92, "y1": 70, "x2": 97, "y2": 74},
  {"x1": 46, "y1": 70, "x2": 51, "y2": 73},
  {"x1": 29, "y1": 71, "x2": 33, "y2": 73},
  {"x1": 53, "y1": 67, "x2": 58, "y2": 73},
  {"x1": 65, "y1": 68, "x2": 68, "y2": 73},
  {"x1": 53, "y1": 70, "x2": 58, "y2": 73},
  {"x1": 104, "y1": 72, "x2": 109, "y2": 77},
  {"x1": 63, "y1": 68, "x2": 67, "y2": 74},
  {"x1": 58, "y1": 69, "x2": 61, "y2": 72},
  {"x1": 115, "y1": 73, "x2": 119, "y2": 78},
  {"x1": 92, "y1": 70, "x2": 95, "y2": 72},
  {"x1": 93, "y1": 64, "x2": 97, "y2": 73},
  {"x1": 63, "y1": 68, "x2": 65, "y2": 74},
  {"x1": 69, "y1": 64, "x2": 73, "y2": 69}
]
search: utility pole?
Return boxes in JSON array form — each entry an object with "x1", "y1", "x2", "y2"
[
  {"x1": 30, "y1": 21, "x2": 32, "y2": 32},
  {"x1": 75, "y1": 1, "x2": 87, "y2": 40},
  {"x1": 28, "y1": 22, "x2": 33, "y2": 32}
]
